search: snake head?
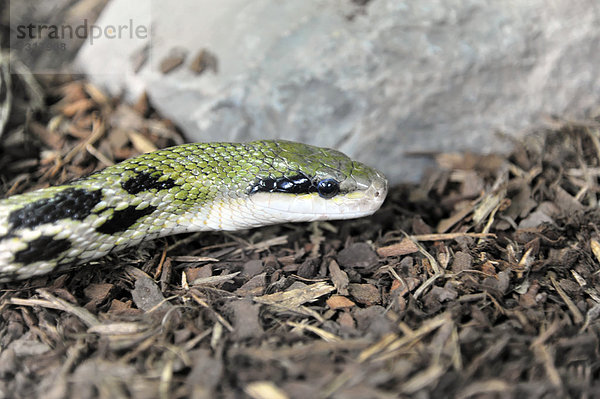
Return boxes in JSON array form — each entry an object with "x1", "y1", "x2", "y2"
[{"x1": 242, "y1": 140, "x2": 388, "y2": 226}]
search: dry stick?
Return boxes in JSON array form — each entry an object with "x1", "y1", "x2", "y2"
[
  {"x1": 29, "y1": 289, "x2": 100, "y2": 328},
  {"x1": 85, "y1": 143, "x2": 114, "y2": 167},
  {"x1": 166, "y1": 232, "x2": 203, "y2": 251},
  {"x1": 159, "y1": 356, "x2": 175, "y2": 399},
  {"x1": 119, "y1": 334, "x2": 160, "y2": 364},
  {"x1": 478, "y1": 198, "x2": 506, "y2": 245},
  {"x1": 580, "y1": 303, "x2": 600, "y2": 333},
  {"x1": 550, "y1": 274, "x2": 584, "y2": 324},
  {"x1": 568, "y1": 167, "x2": 600, "y2": 177},
  {"x1": 45, "y1": 115, "x2": 107, "y2": 180},
  {"x1": 573, "y1": 185, "x2": 590, "y2": 203},
  {"x1": 210, "y1": 320, "x2": 223, "y2": 351},
  {"x1": 261, "y1": 302, "x2": 326, "y2": 324},
  {"x1": 231, "y1": 235, "x2": 288, "y2": 256},
  {"x1": 381, "y1": 231, "x2": 498, "y2": 299},
  {"x1": 456, "y1": 380, "x2": 512, "y2": 399},
  {"x1": 154, "y1": 246, "x2": 169, "y2": 279},
  {"x1": 406, "y1": 232, "x2": 441, "y2": 275},
  {"x1": 401, "y1": 364, "x2": 446, "y2": 395},
  {"x1": 183, "y1": 328, "x2": 213, "y2": 352},
  {"x1": 410, "y1": 232, "x2": 496, "y2": 241},
  {"x1": 245, "y1": 382, "x2": 288, "y2": 399},
  {"x1": 437, "y1": 206, "x2": 473, "y2": 234},
  {"x1": 191, "y1": 271, "x2": 240, "y2": 286},
  {"x1": 286, "y1": 321, "x2": 341, "y2": 343},
  {"x1": 457, "y1": 292, "x2": 487, "y2": 302},
  {"x1": 381, "y1": 265, "x2": 412, "y2": 300},
  {"x1": 374, "y1": 318, "x2": 451, "y2": 363},
  {"x1": 189, "y1": 291, "x2": 234, "y2": 332},
  {"x1": 533, "y1": 343, "x2": 563, "y2": 389},
  {"x1": 87, "y1": 322, "x2": 148, "y2": 335},
  {"x1": 450, "y1": 325, "x2": 463, "y2": 371},
  {"x1": 530, "y1": 319, "x2": 561, "y2": 348},
  {"x1": 45, "y1": 339, "x2": 87, "y2": 398},
  {"x1": 413, "y1": 274, "x2": 443, "y2": 300},
  {"x1": 145, "y1": 295, "x2": 179, "y2": 315},
  {"x1": 84, "y1": 82, "x2": 110, "y2": 105},
  {"x1": 378, "y1": 232, "x2": 496, "y2": 257},
  {"x1": 583, "y1": 127, "x2": 600, "y2": 206},
  {"x1": 63, "y1": 116, "x2": 106, "y2": 165},
  {"x1": 571, "y1": 269, "x2": 600, "y2": 303},
  {"x1": 405, "y1": 232, "x2": 444, "y2": 299},
  {"x1": 170, "y1": 256, "x2": 220, "y2": 262},
  {"x1": 9, "y1": 297, "x2": 61, "y2": 310},
  {"x1": 586, "y1": 127, "x2": 600, "y2": 171},
  {"x1": 4, "y1": 175, "x2": 29, "y2": 197}
]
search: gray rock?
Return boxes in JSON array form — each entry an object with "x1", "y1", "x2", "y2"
[{"x1": 75, "y1": 0, "x2": 600, "y2": 182}]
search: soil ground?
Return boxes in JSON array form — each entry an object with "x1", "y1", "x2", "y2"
[{"x1": 0, "y1": 76, "x2": 599, "y2": 399}]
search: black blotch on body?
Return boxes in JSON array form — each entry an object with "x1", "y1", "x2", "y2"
[
  {"x1": 249, "y1": 174, "x2": 316, "y2": 195},
  {"x1": 121, "y1": 172, "x2": 176, "y2": 194},
  {"x1": 14, "y1": 235, "x2": 72, "y2": 264},
  {"x1": 8, "y1": 188, "x2": 102, "y2": 231},
  {"x1": 96, "y1": 205, "x2": 157, "y2": 235}
]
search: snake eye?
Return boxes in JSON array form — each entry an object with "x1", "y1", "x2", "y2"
[{"x1": 316, "y1": 178, "x2": 339, "y2": 199}]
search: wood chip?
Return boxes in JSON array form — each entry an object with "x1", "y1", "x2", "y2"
[
  {"x1": 189, "y1": 48, "x2": 219, "y2": 74},
  {"x1": 254, "y1": 282, "x2": 335, "y2": 308},
  {"x1": 191, "y1": 271, "x2": 240, "y2": 286},
  {"x1": 160, "y1": 48, "x2": 187, "y2": 74},
  {"x1": 328, "y1": 259, "x2": 349, "y2": 295},
  {"x1": 377, "y1": 237, "x2": 419, "y2": 257},
  {"x1": 348, "y1": 283, "x2": 381, "y2": 306},
  {"x1": 326, "y1": 295, "x2": 356, "y2": 309}
]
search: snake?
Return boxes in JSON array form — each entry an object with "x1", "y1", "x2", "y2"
[{"x1": 0, "y1": 140, "x2": 387, "y2": 282}]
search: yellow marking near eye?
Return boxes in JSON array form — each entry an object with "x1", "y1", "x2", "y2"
[{"x1": 343, "y1": 191, "x2": 366, "y2": 200}]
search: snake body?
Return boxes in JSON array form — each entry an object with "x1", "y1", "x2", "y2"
[{"x1": 0, "y1": 140, "x2": 387, "y2": 281}]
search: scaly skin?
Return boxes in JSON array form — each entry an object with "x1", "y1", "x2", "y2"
[{"x1": 0, "y1": 140, "x2": 387, "y2": 281}]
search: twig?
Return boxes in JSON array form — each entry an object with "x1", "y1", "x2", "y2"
[{"x1": 550, "y1": 274, "x2": 584, "y2": 324}]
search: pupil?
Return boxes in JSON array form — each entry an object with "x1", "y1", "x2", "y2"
[{"x1": 317, "y1": 179, "x2": 339, "y2": 199}]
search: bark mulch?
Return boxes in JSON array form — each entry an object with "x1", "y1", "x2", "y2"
[{"x1": 1, "y1": 76, "x2": 599, "y2": 398}]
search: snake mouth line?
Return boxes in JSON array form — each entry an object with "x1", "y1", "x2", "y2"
[{"x1": 248, "y1": 179, "x2": 387, "y2": 221}]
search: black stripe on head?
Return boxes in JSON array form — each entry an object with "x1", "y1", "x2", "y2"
[
  {"x1": 249, "y1": 174, "x2": 316, "y2": 195},
  {"x1": 121, "y1": 172, "x2": 176, "y2": 195},
  {"x1": 96, "y1": 205, "x2": 157, "y2": 235},
  {"x1": 8, "y1": 188, "x2": 103, "y2": 232},
  {"x1": 14, "y1": 235, "x2": 72, "y2": 264}
]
